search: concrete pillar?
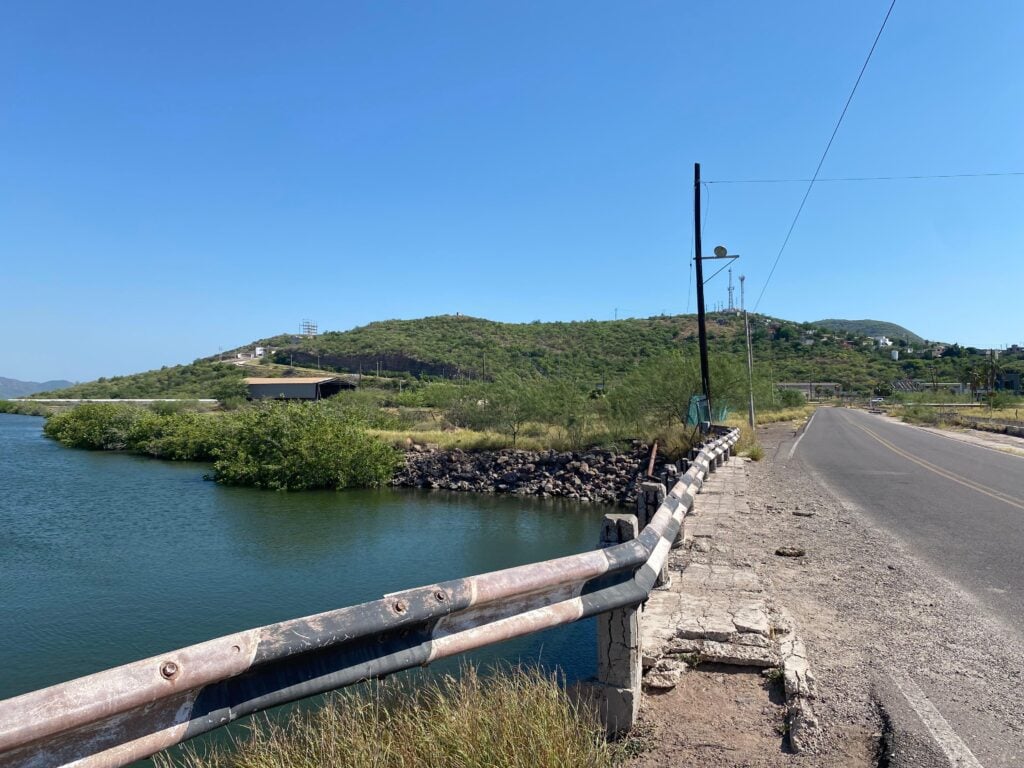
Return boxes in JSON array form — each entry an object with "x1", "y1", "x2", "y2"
[
  {"x1": 636, "y1": 481, "x2": 670, "y2": 586},
  {"x1": 673, "y1": 496, "x2": 693, "y2": 549},
  {"x1": 597, "y1": 513, "x2": 642, "y2": 736},
  {"x1": 635, "y1": 481, "x2": 666, "y2": 529}
]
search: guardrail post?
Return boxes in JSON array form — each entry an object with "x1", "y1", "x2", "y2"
[{"x1": 596, "y1": 513, "x2": 642, "y2": 736}]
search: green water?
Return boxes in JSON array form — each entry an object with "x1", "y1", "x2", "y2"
[{"x1": 0, "y1": 414, "x2": 603, "y2": 707}]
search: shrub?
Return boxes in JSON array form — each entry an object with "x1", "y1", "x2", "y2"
[
  {"x1": 43, "y1": 401, "x2": 402, "y2": 490},
  {"x1": 777, "y1": 388, "x2": 805, "y2": 408},
  {"x1": 0, "y1": 400, "x2": 52, "y2": 416},
  {"x1": 212, "y1": 401, "x2": 402, "y2": 490},
  {"x1": 138, "y1": 412, "x2": 227, "y2": 461},
  {"x1": 43, "y1": 404, "x2": 147, "y2": 450}
]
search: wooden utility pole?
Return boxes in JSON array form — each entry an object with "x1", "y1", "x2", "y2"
[
  {"x1": 741, "y1": 275, "x2": 755, "y2": 429},
  {"x1": 744, "y1": 310, "x2": 756, "y2": 429},
  {"x1": 694, "y1": 163, "x2": 711, "y2": 411}
]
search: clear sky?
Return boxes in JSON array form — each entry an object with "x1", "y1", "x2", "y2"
[{"x1": 3, "y1": 1, "x2": 1022, "y2": 382}]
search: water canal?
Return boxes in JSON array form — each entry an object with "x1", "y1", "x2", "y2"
[{"x1": 0, "y1": 414, "x2": 603, "y2": 709}]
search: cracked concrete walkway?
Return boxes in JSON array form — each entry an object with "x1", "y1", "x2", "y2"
[{"x1": 639, "y1": 456, "x2": 819, "y2": 753}]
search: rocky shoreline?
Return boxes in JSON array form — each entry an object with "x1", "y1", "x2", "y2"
[{"x1": 392, "y1": 445, "x2": 675, "y2": 506}]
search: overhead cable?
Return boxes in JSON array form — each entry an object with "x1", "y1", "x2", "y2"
[
  {"x1": 707, "y1": 171, "x2": 1024, "y2": 184},
  {"x1": 753, "y1": 0, "x2": 897, "y2": 312}
]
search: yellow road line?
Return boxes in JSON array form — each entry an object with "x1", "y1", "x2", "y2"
[{"x1": 845, "y1": 414, "x2": 1024, "y2": 513}]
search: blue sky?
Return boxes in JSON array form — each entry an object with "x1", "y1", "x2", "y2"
[{"x1": 2, "y1": 1, "x2": 1022, "y2": 382}]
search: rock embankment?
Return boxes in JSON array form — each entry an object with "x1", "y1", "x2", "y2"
[{"x1": 393, "y1": 447, "x2": 665, "y2": 506}]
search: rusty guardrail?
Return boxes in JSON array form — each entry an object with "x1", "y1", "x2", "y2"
[{"x1": 0, "y1": 428, "x2": 739, "y2": 768}]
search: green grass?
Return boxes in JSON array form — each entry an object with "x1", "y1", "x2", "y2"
[{"x1": 155, "y1": 666, "x2": 618, "y2": 768}]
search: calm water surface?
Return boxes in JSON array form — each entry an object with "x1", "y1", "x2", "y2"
[{"x1": 0, "y1": 414, "x2": 603, "y2": 706}]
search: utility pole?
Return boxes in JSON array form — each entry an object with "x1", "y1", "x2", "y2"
[
  {"x1": 740, "y1": 275, "x2": 755, "y2": 429},
  {"x1": 694, "y1": 163, "x2": 711, "y2": 410}
]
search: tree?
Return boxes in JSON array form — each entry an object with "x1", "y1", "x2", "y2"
[
  {"x1": 475, "y1": 374, "x2": 544, "y2": 447},
  {"x1": 212, "y1": 377, "x2": 250, "y2": 408},
  {"x1": 537, "y1": 377, "x2": 594, "y2": 451}
]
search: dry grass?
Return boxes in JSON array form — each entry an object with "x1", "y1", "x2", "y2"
[
  {"x1": 372, "y1": 405, "x2": 818, "y2": 458},
  {"x1": 967, "y1": 406, "x2": 1024, "y2": 422},
  {"x1": 155, "y1": 666, "x2": 617, "y2": 768},
  {"x1": 370, "y1": 428, "x2": 551, "y2": 452},
  {"x1": 722, "y1": 405, "x2": 815, "y2": 459}
]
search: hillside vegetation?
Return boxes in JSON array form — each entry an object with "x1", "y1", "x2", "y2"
[
  {"x1": 26, "y1": 313, "x2": 1023, "y2": 401},
  {"x1": 32, "y1": 361, "x2": 249, "y2": 400},
  {"x1": 812, "y1": 318, "x2": 926, "y2": 345},
  {"x1": 255, "y1": 314, "x2": 711, "y2": 381}
]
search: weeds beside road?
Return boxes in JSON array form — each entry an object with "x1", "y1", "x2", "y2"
[{"x1": 155, "y1": 666, "x2": 618, "y2": 768}]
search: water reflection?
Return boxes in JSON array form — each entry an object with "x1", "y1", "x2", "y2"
[{"x1": 0, "y1": 415, "x2": 602, "y2": 705}]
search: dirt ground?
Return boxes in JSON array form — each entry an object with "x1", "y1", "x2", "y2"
[{"x1": 625, "y1": 665, "x2": 791, "y2": 768}]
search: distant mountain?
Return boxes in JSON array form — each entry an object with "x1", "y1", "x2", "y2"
[
  {"x1": 812, "y1": 319, "x2": 927, "y2": 346},
  {"x1": 0, "y1": 377, "x2": 75, "y2": 399}
]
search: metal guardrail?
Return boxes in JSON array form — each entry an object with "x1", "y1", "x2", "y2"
[{"x1": 0, "y1": 428, "x2": 739, "y2": 768}]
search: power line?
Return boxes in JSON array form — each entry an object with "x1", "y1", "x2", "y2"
[
  {"x1": 754, "y1": 0, "x2": 897, "y2": 312},
  {"x1": 707, "y1": 171, "x2": 1024, "y2": 184}
]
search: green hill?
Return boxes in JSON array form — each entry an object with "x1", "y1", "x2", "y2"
[
  {"x1": 30, "y1": 361, "x2": 248, "y2": 400},
  {"x1": 812, "y1": 319, "x2": 927, "y2": 346},
  {"x1": 27, "y1": 313, "x2": 1020, "y2": 400},
  {"x1": 249, "y1": 314, "x2": 716, "y2": 381}
]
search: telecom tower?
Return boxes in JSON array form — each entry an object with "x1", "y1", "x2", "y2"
[
  {"x1": 301, "y1": 319, "x2": 318, "y2": 337},
  {"x1": 727, "y1": 268, "x2": 735, "y2": 312}
]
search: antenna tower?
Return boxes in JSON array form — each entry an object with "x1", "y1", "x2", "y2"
[
  {"x1": 301, "y1": 319, "x2": 318, "y2": 337},
  {"x1": 727, "y1": 268, "x2": 735, "y2": 312}
]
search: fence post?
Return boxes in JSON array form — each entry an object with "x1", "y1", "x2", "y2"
[{"x1": 596, "y1": 513, "x2": 642, "y2": 736}]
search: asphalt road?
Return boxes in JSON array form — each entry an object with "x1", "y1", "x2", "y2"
[
  {"x1": 798, "y1": 407, "x2": 1024, "y2": 636},
  {"x1": 794, "y1": 407, "x2": 1024, "y2": 767}
]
